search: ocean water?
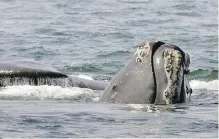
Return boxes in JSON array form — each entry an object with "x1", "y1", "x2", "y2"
[{"x1": 0, "y1": 0, "x2": 218, "y2": 138}]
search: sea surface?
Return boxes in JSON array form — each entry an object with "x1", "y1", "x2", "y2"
[{"x1": 0, "y1": 0, "x2": 218, "y2": 138}]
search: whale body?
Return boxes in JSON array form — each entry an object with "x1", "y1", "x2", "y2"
[
  {"x1": 0, "y1": 60, "x2": 107, "y2": 90},
  {"x1": 0, "y1": 41, "x2": 192, "y2": 104},
  {"x1": 100, "y1": 41, "x2": 192, "y2": 104}
]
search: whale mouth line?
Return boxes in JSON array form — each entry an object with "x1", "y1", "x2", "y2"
[
  {"x1": 135, "y1": 41, "x2": 165, "y2": 103},
  {"x1": 142, "y1": 41, "x2": 188, "y2": 104},
  {"x1": 150, "y1": 41, "x2": 166, "y2": 103}
]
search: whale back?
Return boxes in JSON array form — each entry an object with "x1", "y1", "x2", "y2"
[
  {"x1": 0, "y1": 60, "x2": 108, "y2": 90},
  {"x1": 0, "y1": 60, "x2": 67, "y2": 87},
  {"x1": 0, "y1": 60, "x2": 67, "y2": 78}
]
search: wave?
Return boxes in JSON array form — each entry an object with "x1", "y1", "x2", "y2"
[
  {"x1": 97, "y1": 50, "x2": 131, "y2": 58},
  {"x1": 190, "y1": 80, "x2": 218, "y2": 91},
  {"x1": 64, "y1": 64, "x2": 103, "y2": 73},
  {"x1": 189, "y1": 69, "x2": 218, "y2": 81}
]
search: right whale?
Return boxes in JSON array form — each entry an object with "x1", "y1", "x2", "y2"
[
  {"x1": 0, "y1": 41, "x2": 192, "y2": 105},
  {"x1": 100, "y1": 41, "x2": 192, "y2": 104}
]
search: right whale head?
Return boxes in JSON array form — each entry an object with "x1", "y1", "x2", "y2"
[
  {"x1": 100, "y1": 41, "x2": 192, "y2": 104},
  {"x1": 100, "y1": 42, "x2": 161, "y2": 104}
]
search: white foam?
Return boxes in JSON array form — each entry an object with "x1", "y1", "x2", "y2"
[
  {"x1": 0, "y1": 85, "x2": 95, "y2": 100},
  {"x1": 128, "y1": 104, "x2": 144, "y2": 109},
  {"x1": 0, "y1": 74, "x2": 98, "y2": 100},
  {"x1": 128, "y1": 104, "x2": 158, "y2": 113},
  {"x1": 77, "y1": 74, "x2": 94, "y2": 80},
  {"x1": 190, "y1": 80, "x2": 219, "y2": 91}
]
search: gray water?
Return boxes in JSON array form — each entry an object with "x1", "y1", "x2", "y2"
[{"x1": 0, "y1": 0, "x2": 218, "y2": 138}]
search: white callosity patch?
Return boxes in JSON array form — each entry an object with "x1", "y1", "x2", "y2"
[
  {"x1": 135, "y1": 42, "x2": 151, "y2": 63},
  {"x1": 163, "y1": 49, "x2": 183, "y2": 104}
]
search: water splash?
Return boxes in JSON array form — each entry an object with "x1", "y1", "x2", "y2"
[
  {"x1": 0, "y1": 77, "x2": 69, "y2": 87},
  {"x1": 0, "y1": 85, "x2": 96, "y2": 101},
  {"x1": 190, "y1": 80, "x2": 219, "y2": 91}
]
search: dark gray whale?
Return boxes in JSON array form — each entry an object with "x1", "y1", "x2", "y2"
[
  {"x1": 0, "y1": 41, "x2": 192, "y2": 104},
  {"x1": 99, "y1": 41, "x2": 192, "y2": 104},
  {"x1": 0, "y1": 60, "x2": 107, "y2": 90}
]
